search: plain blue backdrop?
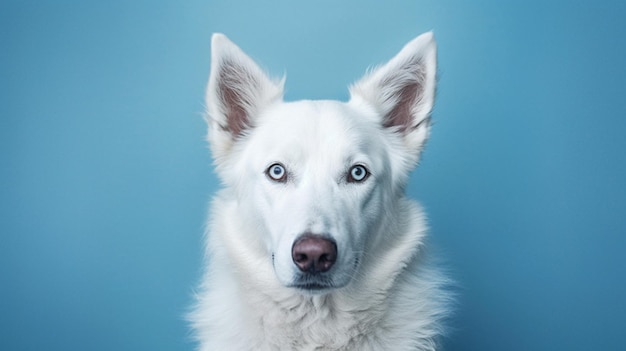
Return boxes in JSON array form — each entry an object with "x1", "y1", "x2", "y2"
[{"x1": 2, "y1": 1, "x2": 625, "y2": 350}]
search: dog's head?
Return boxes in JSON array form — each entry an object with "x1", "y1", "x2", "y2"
[{"x1": 205, "y1": 33, "x2": 437, "y2": 293}]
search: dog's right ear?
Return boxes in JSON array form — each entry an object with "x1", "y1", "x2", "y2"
[{"x1": 206, "y1": 34, "x2": 284, "y2": 162}]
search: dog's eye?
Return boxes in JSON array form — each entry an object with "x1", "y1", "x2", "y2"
[
  {"x1": 347, "y1": 165, "x2": 369, "y2": 183},
  {"x1": 266, "y1": 163, "x2": 287, "y2": 182}
]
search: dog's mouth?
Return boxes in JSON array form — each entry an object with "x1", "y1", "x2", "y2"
[
  {"x1": 288, "y1": 274, "x2": 336, "y2": 292},
  {"x1": 291, "y1": 282, "x2": 333, "y2": 291},
  {"x1": 278, "y1": 256, "x2": 361, "y2": 294}
]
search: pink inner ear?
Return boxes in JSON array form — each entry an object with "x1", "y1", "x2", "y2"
[
  {"x1": 381, "y1": 56, "x2": 426, "y2": 134},
  {"x1": 217, "y1": 62, "x2": 257, "y2": 137},
  {"x1": 383, "y1": 81, "x2": 422, "y2": 133}
]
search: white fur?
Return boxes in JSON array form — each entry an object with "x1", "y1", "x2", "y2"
[{"x1": 190, "y1": 32, "x2": 451, "y2": 350}]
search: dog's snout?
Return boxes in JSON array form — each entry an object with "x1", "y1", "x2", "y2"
[{"x1": 292, "y1": 234, "x2": 337, "y2": 273}]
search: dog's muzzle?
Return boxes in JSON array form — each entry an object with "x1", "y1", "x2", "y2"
[{"x1": 288, "y1": 234, "x2": 338, "y2": 291}]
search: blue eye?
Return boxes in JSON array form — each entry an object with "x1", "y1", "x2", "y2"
[
  {"x1": 348, "y1": 165, "x2": 369, "y2": 183},
  {"x1": 267, "y1": 163, "x2": 287, "y2": 182}
]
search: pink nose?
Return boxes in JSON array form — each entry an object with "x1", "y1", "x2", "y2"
[{"x1": 291, "y1": 234, "x2": 337, "y2": 273}]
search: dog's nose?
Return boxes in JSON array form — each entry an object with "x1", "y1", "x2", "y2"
[{"x1": 292, "y1": 234, "x2": 337, "y2": 273}]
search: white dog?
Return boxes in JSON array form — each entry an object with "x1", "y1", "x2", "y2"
[{"x1": 190, "y1": 32, "x2": 451, "y2": 350}]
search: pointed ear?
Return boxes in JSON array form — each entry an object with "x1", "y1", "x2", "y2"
[
  {"x1": 349, "y1": 32, "x2": 437, "y2": 160},
  {"x1": 206, "y1": 34, "x2": 284, "y2": 161}
]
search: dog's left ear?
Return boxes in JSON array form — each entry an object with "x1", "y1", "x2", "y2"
[{"x1": 349, "y1": 32, "x2": 437, "y2": 162}]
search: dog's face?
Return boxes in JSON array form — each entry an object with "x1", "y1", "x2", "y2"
[
  {"x1": 206, "y1": 33, "x2": 437, "y2": 293},
  {"x1": 235, "y1": 100, "x2": 393, "y2": 291}
]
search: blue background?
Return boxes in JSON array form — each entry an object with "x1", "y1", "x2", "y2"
[{"x1": 2, "y1": 1, "x2": 625, "y2": 350}]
